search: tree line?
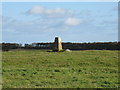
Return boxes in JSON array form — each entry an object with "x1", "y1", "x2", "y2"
[{"x1": 0, "y1": 42, "x2": 119, "y2": 51}]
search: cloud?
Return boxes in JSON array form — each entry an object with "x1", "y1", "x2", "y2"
[
  {"x1": 54, "y1": 8, "x2": 66, "y2": 14},
  {"x1": 2, "y1": 15, "x2": 117, "y2": 43},
  {"x1": 26, "y1": 6, "x2": 73, "y2": 18},
  {"x1": 64, "y1": 17, "x2": 81, "y2": 26},
  {"x1": 45, "y1": 9, "x2": 53, "y2": 14},
  {"x1": 28, "y1": 6, "x2": 44, "y2": 15},
  {"x1": 2, "y1": 16, "x2": 66, "y2": 34}
]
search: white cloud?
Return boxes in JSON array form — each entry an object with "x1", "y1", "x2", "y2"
[
  {"x1": 54, "y1": 8, "x2": 66, "y2": 14},
  {"x1": 27, "y1": 6, "x2": 73, "y2": 17},
  {"x1": 28, "y1": 6, "x2": 44, "y2": 15},
  {"x1": 45, "y1": 9, "x2": 53, "y2": 14},
  {"x1": 64, "y1": 17, "x2": 81, "y2": 26},
  {"x1": 2, "y1": 16, "x2": 66, "y2": 34}
]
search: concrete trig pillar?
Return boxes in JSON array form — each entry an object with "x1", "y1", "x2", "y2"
[{"x1": 53, "y1": 37, "x2": 63, "y2": 51}]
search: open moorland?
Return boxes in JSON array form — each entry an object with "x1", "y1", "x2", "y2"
[{"x1": 2, "y1": 50, "x2": 119, "y2": 88}]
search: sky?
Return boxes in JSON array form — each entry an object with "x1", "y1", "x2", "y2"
[{"x1": 1, "y1": 2, "x2": 118, "y2": 44}]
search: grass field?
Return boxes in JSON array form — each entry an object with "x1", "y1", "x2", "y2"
[{"x1": 2, "y1": 50, "x2": 119, "y2": 88}]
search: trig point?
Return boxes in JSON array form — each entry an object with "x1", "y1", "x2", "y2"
[{"x1": 53, "y1": 37, "x2": 63, "y2": 52}]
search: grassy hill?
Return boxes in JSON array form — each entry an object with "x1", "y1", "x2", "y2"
[{"x1": 2, "y1": 50, "x2": 119, "y2": 88}]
